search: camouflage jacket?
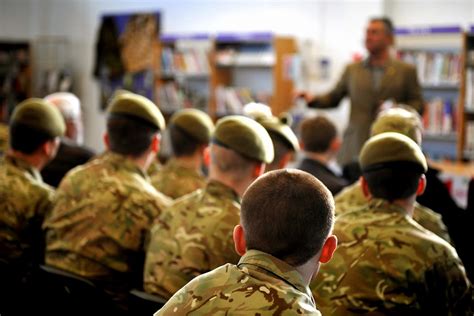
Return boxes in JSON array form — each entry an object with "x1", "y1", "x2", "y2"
[
  {"x1": 334, "y1": 180, "x2": 451, "y2": 243},
  {"x1": 144, "y1": 179, "x2": 241, "y2": 299},
  {"x1": 155, "y1": 250, "x2": 321, "y2": 315},
  {"x1": 312, "y1": 198, "x2": 472, "y2": 316},
  {"x1": 0, "y1": 123, "x2": 9, "y2": 156},
  {"x1": 0, "y1": 155, "x2": 54, "y2": 265},
  {"x1": 44, "y1": 152, "x2": 172, "y2": 279},
  {"x1": 150, "y1": 158, "x2": 206, "y2": 199}
]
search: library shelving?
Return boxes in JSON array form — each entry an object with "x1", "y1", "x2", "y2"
[
  {"x1": 457, "y1": 27, "x2": 474, "y2": 161},
  {"x1": 157, "y1": 34, "x2": 212, "y2": 117},
  {"x1": 396, "y1": 25, "x2": 463, "y2": 160},
  {"x1": 209, "y1": 32, "x2": 298, "y2": 118}
]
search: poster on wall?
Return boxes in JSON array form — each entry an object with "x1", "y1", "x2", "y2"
[{"x1": 94, "y1": 12, "x2": 160, "y2": 109}]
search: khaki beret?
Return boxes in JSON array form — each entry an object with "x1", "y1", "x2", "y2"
[
  {"x1": 360, "y1": 132, "x2": 427, "y2": 173},
  {"x1": 11, "y1": 98, "x2": 65, "y2": 137},
  {"x1": 170, "y1": 108, "x2": 214, "y2": 144},
  {"x1": 107, "y1": 93, "x2": 165, "y2": 130},
  {"x1": 213, "y1": 115, "x2": 274, "y2": 163},
  {"x1": 371, "y1": 107, "x2": 422, "y2": 144},
  {"x1": 256, "y1": 113, "x2": 300, "y2": 151}
]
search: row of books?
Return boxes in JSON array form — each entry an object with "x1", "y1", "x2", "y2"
[
  {"x1": 399, "y1": 51, "x2": 461, "y2": 86},
  {"x1": 161, "y1": 47, "x2": 210, "y2": 75},
  {"x1": 422, "y1": 98, "x2": 457, "y2": 135},
  {"x1": 464, "y1": 68, "x2": 474, "y2": 111},
  {"x1": 215, "y1": 86, "x2": 272, "y2": 115},
  {"x1": 465, "y1": 121, "x2": 474, "y2": 160},
  {"x1": 215, "y1": 47, "x2": 275, "y2": 67},
  {"x1": 157, "y1": 82, "x2": 209, "y2": 114}
]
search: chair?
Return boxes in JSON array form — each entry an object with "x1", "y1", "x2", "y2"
[
  {"x1": 37, "y1": 264, "x2": 118, "y2": 316},
  {"x1": 129, "y1": 289, "x2": 167, "y2": 315}
]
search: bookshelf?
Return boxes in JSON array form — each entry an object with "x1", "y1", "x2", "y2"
[
  {"x1": 210, "y1": 32, "x2": 298, "y2": 118},
  {"x1": 157, "y1": 34, "x2": 212, "y2": 117},
  {"x1": 457, "y1": 28, "x2": 474, "y2": 161},
  {"x1": 396, "y1": 26, "x2": 463, "y2": 160}
]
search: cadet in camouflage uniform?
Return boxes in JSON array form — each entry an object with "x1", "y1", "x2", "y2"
[
  {"x1": 255, "y1": 112, "x2": 300, "y2": 171},
  {"x1": 312, "y1": 132, "x2": 472, "y2": 315},
  {"x1": 43, "y1": 92, "x2": 171, "y2": 311},
  {"x1": 0, "y1": 98, "x2": 64, "y2": 313},
  {"x1": 335, "y1": 107, "x2": 451, "y2": 242},
  {"x1": 144, "y1": 115, "x2": 274, "y2": 299},
  {"x1": 156, "y1": 169, "x2": 338, "y2": 315},
  {"x1": 150, "y1": 108, "x2": 214, "y2": 199}
]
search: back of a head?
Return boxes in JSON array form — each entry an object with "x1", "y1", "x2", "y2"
[
  {"x1": 241, "y1": 169, "x2": 334, "y2": 266},
  {"x1": 106, "y1": 93, "x2": 165, "y2": 157},
  {"x1": 10, "y1": 98, "x2": 65, "y2": 154},
  {"x1": 300, "y1": 115, "x2": 337, "y2": 153},
  {"x1": 360, "y1": 132, "x2": 427, "y2": 202},
  {"x1": 169, "y1": 108, "x2": 214, "y2": 157},
  {"x1": 371, "y1": 106, "x2": 423, "y2": 145},
  {"x1": 211, "y1": 115, "x2": 274, "y2": 175},
  {"x1": 44, "y1": 92, "x2": 81, "y2": 121}
]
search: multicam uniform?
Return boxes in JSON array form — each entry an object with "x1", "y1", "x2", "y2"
[
  {"x1": 144, "y1": 180, "x2": 241, "y2": 299},
  {"x1": 155, "y1": 250, "x2": 322, "y2": 315},
  {"x1": 335, "y1": 180, "x2": 451, "y2": 243},
  {"x1": 150, "y1": 158, "x2": 206, "y2": 199},
  {"x1": 312, "y1": 198, "x2": 472, "y2": 315}
]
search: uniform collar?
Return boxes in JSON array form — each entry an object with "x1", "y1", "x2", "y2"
[
  {"x1": 367, "y1": 198, "x2": 409, "y2": 216},
  {"x1": 206, "y1": 179, "x2": 241, "y2": 204},
  {"x1": 103, "y1": 152, "x2": 148, "y2": 180},
  {"x1": 165, "y1": 158, "x2": 203, "y2": 176},
  {"x1": 4, "y1": 154, "x2": 43, "y2": 182},
  {"x1": 237, "y1": 250, "x2": 310, "y2": 296},
  {"x1": 363, "y1": 57, "x2": 393, "y2": 69}
]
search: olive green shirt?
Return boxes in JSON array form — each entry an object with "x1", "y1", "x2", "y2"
[
  {"x1": 335, "y1": 180, "x2": 451, "y2": 243},
  {"x1": 150, "y1": 158, "x2": 206, "y2": 199},
  {"x1": 312, "y1": 198, "x2": 472, "y2": 315},
  {"x1": 0, "y1": 155, "x2": 54, "y2": 265},
  {"x1": 156, "y1": 250, "x2": 322, "y2": 315},
  {"x1": 44, "y1": 152, "x2": 171, "y2": 279},
  {"x1": 0, "y1": 123, "x2": 9, "y2": 155},
  {"x1": 144, "y1": 180, "x2": 241, "y2": 299}
]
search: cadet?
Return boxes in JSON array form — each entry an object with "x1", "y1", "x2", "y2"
[
  {"x1": 43, "y1": 92, "x2": 171, "y2": 311},
  {"x1": 144, "y1": 115, "x2": 274, "y2": 299},
  {"x1": 335, "y1": 107, "x2": 451, "y2": 242},
  {"x1": 150, "y1": 108, "x2": 214, "y2": 199},
  {"x1": 155, "y1": 169, "x2": 337, "y2": 315},
  {"x1": 295, "y1": 115, "x2": 348, "y2": 195},
  {"x1": 0, "y1": 98, "x2": 64, "y2": 312},
  {"x1": 255, "y1": 113, "x2": 299, "y2": 171},
  {"x1": 312, "y1": 132, "x2": 472, "y2": 315}
]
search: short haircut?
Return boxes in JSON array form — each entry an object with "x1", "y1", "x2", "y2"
[
  {"x1": 169, "y1": 123, "x2": 202, "y2": 157},
  {"x1": 107, "y1": 113, "x2": 159, "y2": 157},
  {"x1": 267, "y1": 131, "x2": 294, "y2": 170},
  {"x1": 210, "y1": 144, "x2": 258, "y2": 181},
  {"x1": 300, "y1": 116, "x2": 337, "y2": 153},
  {"x1": 370, "y1": 16, "x2": 394, "y2": 35},
  {"x1": 364, "y1": 166, "x2": 421, "y2": 202},
  {"x1": 241, "y1": 169, "x2": 334, "y2": 266},
  {"x1": 10, "y1": 122, "x2": 55, "y2": 154}
]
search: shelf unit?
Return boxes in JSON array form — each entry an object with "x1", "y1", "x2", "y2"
[
  {"x1": 396, "y1": 25, "x2": 463, "y2": 160},
  {"x1": 156, "y1": 34, "x2": 212, "y2": 117},
  {"x1": 209, "y1": 32, "x2": 297, "y2": 118},
  {"x1": 458, "y1": 28, "x2": 474, "y2": 161}
]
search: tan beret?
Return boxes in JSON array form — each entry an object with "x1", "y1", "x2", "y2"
[
  {"x1": 170, "y1": 108, "x2": 214, "y2": 144},
  {"x1": 213, "y1": 115, "x2": 274, "y2": 163},
  {"x1": 107, "y1": 93, "x2": 165, "y2": 130},
  {"x1": 371, "y1": 107, "x2": 422, "y2": 144},
  {"x1": 256, "y1": 113, "x2": 299, "y2": 151},
  {"x1": 360, "y1": 132, "x2": 427, "y2": 173},
  {"x1": 11, "y1": 98, "x2": 65, "y2": 137}
]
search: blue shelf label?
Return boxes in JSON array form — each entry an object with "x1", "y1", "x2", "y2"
[{"x1": 395, "y1": 25, "x2": 462, "y2": 35}]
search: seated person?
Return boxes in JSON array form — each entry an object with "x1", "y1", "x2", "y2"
[
  {"x1": 295, "y1": 115, "x2": 348, "y2": 195},
  {"x1": 144, "y1": 115, "x2": 274, "y2": 299},
  {"x1": 312, "y1": 132, "x2": 472, "y2": 315},
  {"x1": 150, "y1": 108, "x2": 214, "y2": 199},
  {"x1": 336, "y1": 107, "x2": 451, "y2": 242},
  {"x1": 155, "y1": 169, "x2": 337, "y2": 315}
]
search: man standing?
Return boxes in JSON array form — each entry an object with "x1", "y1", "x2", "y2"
[
  {"x1": 301, "y1": 17, "x2": 423, "y2": 179},
  {"x1": 44, "y1": 92, "x2": 171, "y2": 312},
  {"x1": 144, "y1": 115, "x2": 274, "y2": 299}
]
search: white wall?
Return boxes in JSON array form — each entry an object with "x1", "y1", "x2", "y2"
[{"x1": 1, "y1": 0, "x2": 473, "y2": 151}]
